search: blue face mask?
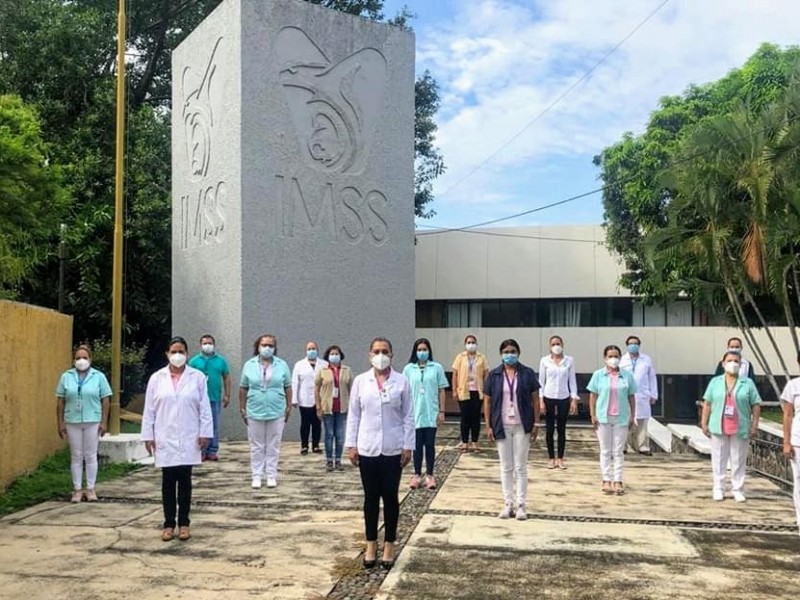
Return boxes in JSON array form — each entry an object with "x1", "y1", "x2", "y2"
[
  {"x1": 307, "y1": 349, "x2": 318, "y2": 360},
  {"x1": 502, "y1": 353, "x2": 518, "y2": 366},
  {"x1": 416, "y1": 350, "x2": 429, "y2": 362},
  {"x1": 328, "y1": 354, "x2": 341, "y2": 365},
  {"x1": 628, "y1": 344, "x2": 640, "y2": 354}
]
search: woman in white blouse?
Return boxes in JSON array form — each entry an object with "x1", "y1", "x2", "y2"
[
  {"x1": 141, "y1": 336, "x2": 213, "y2": 542},
  {"x1": 538, "y1": 335, "x2": 579, "y2": 469},
  {"x1": 345, "y1": 337, "x2": 414, "y2": 570}
]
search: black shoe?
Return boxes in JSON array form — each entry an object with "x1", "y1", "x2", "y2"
[
  {"x1": 363, "y1": 557, "x2": 377, "y2": 569},
  {"x1": 325, "y1": 461, "x2": 334, "y2": 472},
  {"x1": 312, "y1": 447, "x2": 322, "y2": 454},
  {"x1": 380, "y1": 559, "x2": 394, "y2": 570},
  {"x1": 301, "y1": 448, "x2": 309, "y2": 455}
]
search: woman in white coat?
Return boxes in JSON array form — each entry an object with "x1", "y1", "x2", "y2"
[{"x1": 142, "y1": 336, "x2": 213, "y2": 542}]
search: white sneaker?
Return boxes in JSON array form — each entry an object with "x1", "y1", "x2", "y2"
[
  {"x1": 498, "y1": 504, "x2": 515, "y2": 519},
  {"x1": 266, "y1": 477, "x2": 277, "y2": 488},
  {"x1": 251, "y1": 477, "x2": 262, "y2": 489},
  {"x1": 712, "y1": 490, "x2": 724, "y2": 502},
  {"x1": 732, "y1": 491, "x2": 746, "y2": 503},
  {"x1": 515, "y1": 505, "x2": 528, "y2": 521}
]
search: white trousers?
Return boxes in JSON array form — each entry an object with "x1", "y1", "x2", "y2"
[
  {"x1": 629, "y1": 418, "x2": 650, "y2": 452},
  {"x1": 597, "y1": 422, "x2": 628, "y2": 482},
  {"x1": 248, "y1": 418, "x2": 285, "y2": 479},
  {"x1": 66, "y1": 422, "x2": 100, "y2": 490},
  {"x1": 790, "y1": 447, "x2": 800, "y2": 529},
  {"x1": 710, "y1": 434, "x2": 749, "y2": 494},
  {"x1": 495, "y1": 423, "x2": 530, "y2": 506}
]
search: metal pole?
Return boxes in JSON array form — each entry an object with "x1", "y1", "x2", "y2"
[
  {"x1": 58, "y1": 223, "x2": 66, "y2": 313},
  {"x1": 110, "y1": 0, "x2": 127, "y2": 436}
]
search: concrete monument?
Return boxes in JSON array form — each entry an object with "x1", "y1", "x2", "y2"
[{"x1": 172, "y1": 0, "x2": 416, "y2": 439}]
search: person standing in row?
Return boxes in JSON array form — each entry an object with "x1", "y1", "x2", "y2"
[
  {"x1": 620, "y1": 335, "x2": 658, "y2": 456},
  {"x1": 315, "y1": 345, "x2": 354, "y2": 472},
  {"x1": 141, "y1": 336, "x2": 213, "y2": 542},
  {"x1": 780, "y1": 352, "x2": 800, "y2": 535},
  {"x1": 538, "y1": 335, "x2": 579, "y2": 470},
  {"x1": 403, "y1": 338, "x2": 448, "y2": 490},
  {"x1": 56, "y1": 344, "x2": 112, "y2": 503},
  {"x1": 587, "y1": 345, "x2": 636, "y2": 496},
  {"x1": 188, "y1": 334, "x2": 231, "y2": 461},
  {"x1": 484, "y1": 339, "x2": 540, "y2": 520},
  {"x1": 701, "y1": 350, "x2": 761, "y2": 502},
  {"x1": 346, "y1": 337, "x2": 414, "y2": 570},
  {"x1": 714, "y1": 337, "x2": 756, "y2": 382},
  {"x1": 239, "y1": 334, "x2": 292, "y2": 489},
  {"x1": 292, "y1": 341, "x2": 327, "y2": 455},
  {"x1": 451, "y1": 335, "x2": 489, "y2": 452}
]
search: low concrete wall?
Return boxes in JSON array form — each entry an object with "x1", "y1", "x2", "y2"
[{"x1": 0, "y1": 301, "x2": 72, "y2": 488}]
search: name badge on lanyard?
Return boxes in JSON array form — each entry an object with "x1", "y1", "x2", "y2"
[
  {"x1": 505, "y1": 371, "x2": 517, "y2": 417},
  {"x1": 261, "y1": 366, "x2": 271, "y2": 392},
  {"x1": 332, "y1": 386, "x2": 340, "y2": 399},
  {"x1": 724, "y1": 387, "x2": 736, "y2": 418}
]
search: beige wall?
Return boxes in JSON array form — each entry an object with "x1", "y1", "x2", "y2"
[
  {"x1": 415, "y1": 225, "x2": 627, "y2": 299},
  {"x1": 0, "y1": 301, "x2": 72, "y2": 489}
]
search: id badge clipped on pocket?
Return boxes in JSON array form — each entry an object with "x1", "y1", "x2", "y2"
[
  {"x1": 723, "y1": 404, "x2": 735, "y2": 418},
  {"x1": 380, "y1": 387, "x2": 391, "y2": 404}
]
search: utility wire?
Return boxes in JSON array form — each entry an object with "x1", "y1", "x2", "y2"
[{"x1": 434, "y1": 0, "x2": 672, "y2": 201}]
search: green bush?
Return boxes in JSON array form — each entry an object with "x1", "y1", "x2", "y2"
[{"x1": 86, "y1": 339, "x2": 146, "y2": 408}]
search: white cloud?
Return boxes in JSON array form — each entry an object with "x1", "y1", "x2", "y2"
[{"x1": 416, "y1": 0, "x2": 800, "y2": 223}]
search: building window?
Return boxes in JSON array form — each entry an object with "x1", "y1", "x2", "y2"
[{"x1": 416, "y1": 300, "x2": 445, "y2": 328}]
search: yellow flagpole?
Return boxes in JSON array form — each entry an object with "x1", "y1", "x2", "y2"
[{"x1": 110, "y1": 0, "x2": 127, "y2": 436}]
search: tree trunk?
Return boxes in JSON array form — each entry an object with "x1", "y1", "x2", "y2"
[{"x1": 740, "y1": 284, "x2": 790, "y2": 377}]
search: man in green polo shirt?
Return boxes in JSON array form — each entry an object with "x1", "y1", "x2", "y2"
[{"x1": 189, "y1": 334, "x2": 231, "y2": 461}]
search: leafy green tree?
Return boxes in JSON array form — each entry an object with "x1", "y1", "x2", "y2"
[{"x1": 0, "y1": 94, "x2": 66, "y2": 293}]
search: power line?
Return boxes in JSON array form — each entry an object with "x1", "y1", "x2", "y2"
[
  {"x1": 419, "y1": 109, "x2": 800, "y2": 237},
  {"x1": 415, "y1": 225, "x2": 602, "y2": 243},
  {"x1": 435, "y1": 0, "x2": 672, "y2": 201}
]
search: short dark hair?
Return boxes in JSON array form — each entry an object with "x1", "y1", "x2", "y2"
[
  {"x1": 603, "y1": 344, "x2": 622, "y2": 357},
  {"x1": 369, "y1": 337, "x2": 393, "y2": 353},
  {"x1": 499, "y1": 339, "x2": 521, "y2": 354},
  {"x1": 722, "y1": 350, "x2": 742, "y2": 363},
  {"x1": 253, "y1": 334, "x2": 277, "y2": 356},
  {"x1": 200, "y1": 334, "x2": 215, "y2": 343},
  {"x1": 464, "y1": 334, "x2": 477, "y2": 344},
  {"x1": 323, "y1": 345, "x2": 345, "y2": 361},
  {"x1": 408, "y1": 338, "x2": 434, "y2": 364},
  {"x1": 167, "y1": 336, "x2": 189, "y2": 352},
  {"x1": 625, "y1": 335, "x2": 640, "y2": 345},
  {"x1": 727, "y1": 337, "x2": 743, "y2": 346}
]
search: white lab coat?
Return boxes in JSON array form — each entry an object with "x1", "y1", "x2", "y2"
[
  {"x1": 291, "y1": 357, "x2": 328, "y2": 408},
  {"x1": 620, "y1": 352, "x2": 658, "y2": 419},
  {"x1": 141, "y1": 366, "x2": 213, "y2": 468}
]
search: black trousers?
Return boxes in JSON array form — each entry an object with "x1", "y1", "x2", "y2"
[
  {"x1": 162, "y1": 465, "x2": 192, "y2": 528},
  {"x1": 414, "y1": 427, "x2": 437, "y2": 476},
  {"x1": 358, "y1": 454, "x2": 402, "y2": 543},
  {"x1": 299, "y1": 405, "x2": 321, "y2": 449},
  {"x1": 458, "y1": 391, "x2": 482, "y2": 443},
  {"x1": 544, "y1": 397, "x2": 570, "y2": 459}
]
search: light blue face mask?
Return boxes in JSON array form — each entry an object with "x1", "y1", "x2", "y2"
[
  {"x1": 307, "y1": 349, "x2": 318, "y2": 360},
  {"x1": 328, "y1": 354, "x2": 341, "y2": 365},
  {"x1": 502, "y1": 353, "x2": 518, "y2": 366},
  {"x1": 628, "y1": 344, "x2": 640, "y2": 354},
  {"x1": 416, "y1": 350, "x2": 429, "y2": 362}
]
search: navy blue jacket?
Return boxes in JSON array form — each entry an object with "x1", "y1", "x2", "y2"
[{"x1": 484, "y1": 362, "x2": 540, "y2": 440}]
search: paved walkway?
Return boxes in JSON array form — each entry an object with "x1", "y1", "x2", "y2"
[{"x1": 1, "y1": 424, "x2": 798, "y2": 600}]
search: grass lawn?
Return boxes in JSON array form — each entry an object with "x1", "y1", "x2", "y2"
[
  {"x1": 761, "y1": 406, "x2": 784, "y2": 424},
  {"x1": 0, "y1": 420, "x2": 142, "y2": 517}
]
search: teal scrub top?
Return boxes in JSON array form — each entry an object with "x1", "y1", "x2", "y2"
[
  {"x1": 586, "y1": 367, "x2": 637, "y2": 424},
  {"x1": 402, "y1": 361, "x2": 448, "y2": 429},
  {"x1": 56, "y1": 368, "x2": 112, "y2": 424},
  {"x1": 189, "y1": 352, "x2": 230, "y2": 402},
  {"x1": 239, "y1": 356, "x2": 291, "y2": 421},
  {"x1": 702, "y1": 375, "x2": 761, "y2": 438}
]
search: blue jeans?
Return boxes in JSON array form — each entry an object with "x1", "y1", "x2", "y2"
[
  {"x1": 323, "y1": 413, "x2": 346, "y2": 461},
  {"x1": 206, "y1": 400, "x2": 222, "y2": 455},
  {"x1": 414, "y1": 427, "x2": 437, "y2": 476}
]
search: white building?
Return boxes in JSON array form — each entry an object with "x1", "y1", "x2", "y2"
[{"x1": 414, "y1": 225, "x2": 794, "y2": 419}]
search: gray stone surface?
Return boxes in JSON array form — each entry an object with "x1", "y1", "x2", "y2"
[{"x1": 172, "y1": 0, "x2": 416, "y2": 440}]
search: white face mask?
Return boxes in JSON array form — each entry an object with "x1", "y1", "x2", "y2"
[
  {"x1": 169, "y1": 352, "x2": 187, "y2": 368},
  {"x1": 371, "y1": 353, "x2": 391, "y2": 371},
  {"x1": 606, "y1": 357, "x2": 620, "y2": 369},
  {"x1": 724, "y1": 361, "x2": 740, "y2": 375},
  {"x1": 74, "y1": 358, "x2": 90, "y2": 372},
  {"x1": 465, "y1": 343, "x2": 477, "y2": 353},
  {"x1": 201, "y1": 343, "x2": 215, "y2": 355},
  {"x1": 550, "y1": 345, "x2": 563, "y2": 355}
]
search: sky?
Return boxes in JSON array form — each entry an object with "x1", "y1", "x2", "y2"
[{"x1": 380, "y1": 0, "x2": 800, "y2": 231}]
